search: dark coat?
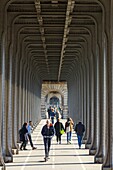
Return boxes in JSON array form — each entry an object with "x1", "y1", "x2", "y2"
[
  {"x1": 54, "y1": 121, "x2": 64, "y2": 135},
  {"x1": 50, "y1": 111, "x2": 55, "y2": 117},
  {"x1": 41, "y1": 124, "x2": 54, "y2": 138},
  {"x1": 19, "y1": 125, "x2": 28, "y2": 142},
  {"x1": 65, "y1": 120, "x2": 70, "y2": 132},
  {"x1": 74, "y1": 122, "x2": 85, "y2": 136}
]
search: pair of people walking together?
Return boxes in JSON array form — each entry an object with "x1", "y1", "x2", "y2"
[{"x1": 19, "y1": 121, "x2": 36, "y2": 150}]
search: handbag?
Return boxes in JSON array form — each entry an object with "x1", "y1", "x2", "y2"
[
  {"x1": 60, "y1": 129, "x2": 64, "y2": 135},
  {"x1": 66, "y1": 126, "x2": 70, "y2": 133},
  {"x1": 59, "y1": 123, "x2": 65, "y2": 135}
]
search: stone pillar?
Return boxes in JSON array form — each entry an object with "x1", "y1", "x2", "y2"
[
  {"x1": 9, "y1": 24, "x2": 18, "y2": 154},
  {"x1": 89, "y1": 53, "x2": 95, "y2": 151},
  {"x1": 89, "y1": 46, "x2": 98, "y2": 155},
  {"x1": 82, "y1": 62, "x2": 87, "y2": 142},
  {"x1": 6, "y1": 43, "x2": 13, "y2": 161},
  {"x1": 94, "y1": 14, "x2": 105, "y2": 163},
  {"x1": 1, "y1": 34, "x2": 5, "y2": 158},
  {"x1": 102, "y1": 0, "x2": 113, "y2": 169},
  {"x1": 0, "y1": 31, "x2": 7, "y2": 167},
  {"x1": 88, "y1": 18, "x2": 98, "y2": 154},
  {"x1": 14, "y1": 52, "x2": 20, "y2": 144},
  {"x1": 23, "y1": 64, "x2": 27, "y2": 122},
  {"x1": 22, "y1": 62, "x2": 26, "y2": 122},
  {"x1": 85, "y1": 58, "x2": 92, "y2": 149},
  {"x1": 18, "y1": 58, "x2": 22, "y2": 126}
]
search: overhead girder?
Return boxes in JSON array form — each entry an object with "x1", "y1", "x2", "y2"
[
  {"x1": 4, "y1": 0, "x2": 101, "y2": 82},
  {"x1": 5, "y1": 0, "x2": 100, "y2": 83},
  {"x1": 16, "y1": 28, "x2": 48, "y2": 79}
]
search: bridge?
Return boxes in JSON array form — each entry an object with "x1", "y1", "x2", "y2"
[{"x1": 0, "y1": 0, "x2": 112, "y2": 170}]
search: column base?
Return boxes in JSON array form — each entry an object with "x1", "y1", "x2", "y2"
[
  {"x1": 0, "y1": 167, "x2": 6, "y2": 170},
  {"x1": 89, "y1": 149, "x2": 96, "y2": 155},
  {"x1": 4, "y1": 156, "x2": 13, "y2": 163},
  {"x1": 82, "y1": 139, "x2": 87, "y2": 144},
  {"x1": 85, "y1": 143, "x2": 91, "y2": 149},
  {"x1": 17, "y1": 143, "x2": 21, "y2": 150},
  {"x1": 12, "y1": 149, "x2": 18, "y2": 155},
  {"x1": 0, "y1": 156, "x2": 5, "y2": 168},
  {"x1": 94, "y1": 156, "x2": 103, "y2": 163}
]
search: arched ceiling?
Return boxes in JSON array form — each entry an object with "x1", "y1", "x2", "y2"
[{"x1": 7, "y1": 0, "x2": 102, "y2": 81}]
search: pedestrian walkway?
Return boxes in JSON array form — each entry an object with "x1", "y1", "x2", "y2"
[{"x1": 5, "y1": 120, "x2": 102, "y2": 170}]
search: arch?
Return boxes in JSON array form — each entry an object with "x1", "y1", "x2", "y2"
[{"x1": 41, "y1": 81, "x2": 68, "y2": 119}]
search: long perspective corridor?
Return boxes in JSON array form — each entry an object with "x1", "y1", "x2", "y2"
[{"x1": 0, "y1": 0, "x2": 113, "y2": 170}]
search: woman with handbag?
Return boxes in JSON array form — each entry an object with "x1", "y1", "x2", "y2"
[{"x1": 54, "y1": 118, "x2": 64, "y2": 144}]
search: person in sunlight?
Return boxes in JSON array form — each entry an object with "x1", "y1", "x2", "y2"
[
  {"x1": 54, "y1": 118, "x2": 65, "y2": 144},
  {"x1": 27, "y1": 121, "x2": 37, "y2": 150},
  {"x1": 65, "y1": 118, "x2": 71, "y2": 144},
  {"x1": 50, "y1": 108, "x2": 56, "y2": 124},
  {"x1": 19, "y1": 122, "x2": 28, "y2": 150},
  {"x1": 74, "y1": 121, "x2": 85, "y2": 149},
  {"x1": 41, "y1": 119, "x2": 54, "y2": 161}
]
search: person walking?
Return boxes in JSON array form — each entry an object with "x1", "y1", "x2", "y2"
[
  {"x1": 41, "y1": 120, "x2": 54, "y2": 161},
  {"x1": 74, "y1": 121, "x2": 85, "y2": 149},
  {"x1": 20, "y1": 122, "x2": 28, "y2": 150},
  {"x1": 50, "y1": 108, "x2": 55, "y2": 124},
  {"x1": 65, "y1": 118, "x2": 71, "y2": 144},
  {"x1": 47, "y1": 106, "x2": 51, "y2": 119},
  {"x1": 55, "y1": 109, "x2": 61, "y2": 121},
  {"x1": 27, "y1": 121, "x2": 37, "y2": 150},
  {"x1": 70, "y1": 117, "x2": 74, "y2": 142},
  {"x1": 54, "y1": 118, "x2": 64, "y2": 144}
]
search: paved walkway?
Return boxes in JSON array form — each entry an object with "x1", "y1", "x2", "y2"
[{"x1": 5, "y1": 120, "x2": 102, "y2": 170}]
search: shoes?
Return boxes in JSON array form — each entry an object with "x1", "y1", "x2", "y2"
[
  {"x1": 47, "y1": 155, "x2": 50, "y2": 159},
  {"x1": 44, "y1": 157, "x2": 48, "y2": 162},
  {"x1": 59, "y1": 141, "x2": 61, "y2": 144},
  {"x1": 32, "y1": 147, "x2": 37, "y2": 150},
  {"x1": 20, "y1": 148, "x2": 22, "y2": 150},
  {"x1": 23, "y1": 148, "x2": 27, "y2": 150}
]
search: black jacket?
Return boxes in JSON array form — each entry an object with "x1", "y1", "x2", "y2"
[
  {"x1": 41, "y1": 124, "x2": 54, "y2": 138},
  {"x1": 74, "y1": 122, "x2": 85, "y2": 136},
  {"x1": 54, "y1": 121, "x2": 64, "y2": 135},
  {"x1": 19, "y1": 125, "x2": 28, "y2": 141}
]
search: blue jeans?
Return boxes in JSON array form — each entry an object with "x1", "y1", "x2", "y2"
[
  {"x1": 67, "y1": 132, "x2": 71, "y2": 142},
  {"x1": 77, "y1": 135, "x2": 83, "y2": 147},
  {"x1": 43, "y1": 137, "x2": 51, "y2": 157},
  {"x1": 70, "y1": 131, "x2": 72, "y2": 141},
  {"x1": 51, "y1": 117, "x2": 54, "y2": 124}
]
